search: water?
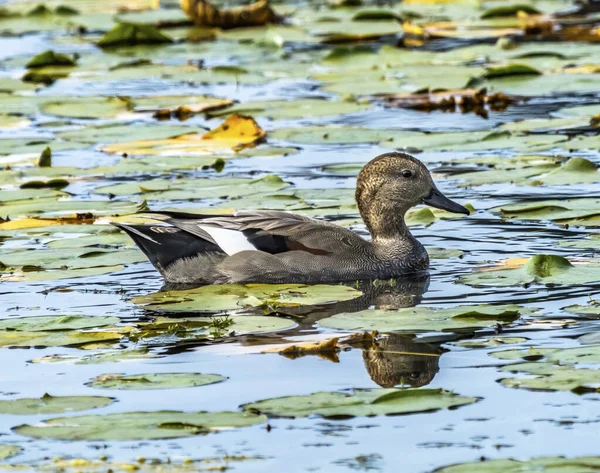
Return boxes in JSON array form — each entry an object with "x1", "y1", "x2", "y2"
[{"x1": 1, "y1": 1, "x2": 600, "y2": 471}]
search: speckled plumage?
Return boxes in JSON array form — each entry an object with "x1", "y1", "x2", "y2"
[{"x1": 113, "y1": 152, "x2": 469, "y2": 285}]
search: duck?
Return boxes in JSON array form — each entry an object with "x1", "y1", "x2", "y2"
[{"x1": 113, "y1": 152, "x2": 469, "y2": 285}]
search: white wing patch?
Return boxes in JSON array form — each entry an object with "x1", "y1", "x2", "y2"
[{"x1": 198, "y1": 225, "x2": 257, "y2": 256}]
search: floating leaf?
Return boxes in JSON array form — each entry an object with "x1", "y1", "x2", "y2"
[
  {"x1": 434, "y1": 457, "x2": 600, "y2": 473},
  {"x1": 101, "y1": 114, "x2": 266, "y2": 156},
  {"x1": 209, "y1": 99, "x2": 371, "y2": 120},
  {"x1": 37, "y1": 146, "x2": 51, "y2": 167},
  {"x1": 40, "y1": 97, "x2": 132, "y2": 119},
  {"x1": 87, "y1": 372, "x2": 226, "y2": 390},
  {"x1": 133, "y1": 284, "x2": 362, "y2": 312},
  {"x1": 0, "y1": 394, "x2": 112, "y2": 415},
  {"x1": 499, "y1": 362, "x2": 600, "y2": 393},
  {"x1": 481, "y1": 4, "x2": 540, "y2": 18},
  {"x1": 31, "y1": 348, "x2": 156, "y2": 365},
  {"x1": 242, "y1": 388, "x2": 477, "y2": 418},
  {"x1": 25, "y1": 50, "x2": 75, "y2": 68},
  {"x1": 0, "y1": 328, "x2": 126, "y2": 348},
  {"x1": 564, "y1": 304, "x2": 600, "y2": 319},
  {"x1": 98, "y1": 23, "x2": 173, "y2": 48},
  {"x1": 14, "y1": 410, "x2": 266, "y2": 441},
  {"x1": 454, "y1": 337, "x2": 528, "y2": 349},
  {"x1": 495, "y1": 198, "x2": 600, "y2": 226},
  {"x1": 318, "y1": 304, "x2": 533, "y2": 333},
  {"x1": 0, "y1": 445, "x2": 21, "y2": 460},
  {"x1": 0, "y1": 315, "x2": 119, "y2": 332},
  {"x1": 460, "y1": 255, "x2": 600, "y2": 287},
  {"x1": 483, "y1": 64, "x2": 542, "y2": 79}
]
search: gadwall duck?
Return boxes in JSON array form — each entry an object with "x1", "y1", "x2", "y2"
[{"x1": 113, "y1": 152, "x2": 469, "y2": 284}]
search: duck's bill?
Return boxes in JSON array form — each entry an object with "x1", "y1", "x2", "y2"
[{"x1": 423, "y1": 189, "x2": 470, "y2": 215}]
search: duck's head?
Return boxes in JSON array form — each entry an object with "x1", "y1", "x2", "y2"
[{"x1": 356, "y1": 152, "x2": 469, "y2": 236}]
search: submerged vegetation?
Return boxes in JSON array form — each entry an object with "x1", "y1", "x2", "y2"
[{"x1": 0, "y1": 0, "x2": 599, "y2": 470}]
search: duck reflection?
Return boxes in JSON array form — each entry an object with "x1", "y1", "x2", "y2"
[
  {"x1": 278, "y1": 274, "x2": 431, "y2": 327},
  {"x1": 362, "y1": 334, "x2": 444, "y2": 388},
  {"x1": 157, "y1": 274, "x2": 445, "y2": 388}
]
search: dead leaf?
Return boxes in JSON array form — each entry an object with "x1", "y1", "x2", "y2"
[
  {"x1": 180, "y1": 0, "x2": 280, "y2": 29},
  {"x1": 374, "y1": 88, "x2": 522, "y2": 118},
  {"x1": 101, "y1": 114, "x2": 266, "y2": 156}
]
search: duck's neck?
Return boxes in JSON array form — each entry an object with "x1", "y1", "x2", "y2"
[{"x1": 362, "y1": 201, "x2": 412, "y2": 242}]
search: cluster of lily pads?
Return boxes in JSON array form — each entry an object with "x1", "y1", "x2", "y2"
[{"x1": 0, "y1": 0, "x2": 600, "y2": 470}]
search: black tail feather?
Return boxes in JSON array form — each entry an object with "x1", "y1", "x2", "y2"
[{"x1": 112, "y1": 223, "x2": 223, "y2": 273}]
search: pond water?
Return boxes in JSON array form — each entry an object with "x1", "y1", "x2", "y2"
[{"x1": 1, "y1": 0, "x2": 600, "y2": 472}]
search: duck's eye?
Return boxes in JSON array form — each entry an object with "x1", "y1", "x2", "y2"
[{"x1": 401, "y1": 169, "x2": 413, "y2": 178}]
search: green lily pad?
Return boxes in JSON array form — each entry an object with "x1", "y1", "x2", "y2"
[
  {"x1": 31, "y1": 348, "x2": 157, "y2": 365},
  {"x1": 57, "y1": 124, "x2": 195, "y2": 144},
  {"x1": 434, "y1": 456, "x2": 600, "y2": 473},
  {"x1": 531, "y1": 158, "x2": 600, "y2": 186},
  {"x1": 480, "y1": 4, "x2": 540, "y2": 18},
  {"x1": 558, "y1": 234, "x2": 600, "y2": 250},
  {"x1": 0, "y1": 327, "x2": 125, "y2": 348},
  {"x1": 318, "y1": 304, "x2": 534, "y2": 333},
  {"x1": 483, "y1": 64, "x2": 542, "y2": 79},
  {"x1": 454, "y1": 337, "x2": 528, "y2": 349},
  {"x1": 87, "y1": 372, "x2": 226, "y2": 390},
  {"x1": 133, "y1": 284, "x2": 362, "y2": 312},
  {"x1": 427, "y1": 248, "x2": 464, "y2": 259},
  {"x1": 25, "y1": 50, "x2": 75, "y2": 68},
  {"x1": 94, "y1": 175, "x2": 288, "y2": 201},
  {"x1": 1, "y1": 265, "x2": 126, "y2": 282},
  {"x1": 40, "y1": 97, "x2": 132, "y2": 119},
  {"x1": 271, "y1": 126, "x2": 420, "y2": 146},
  {"x1": 136, "y1": 315, "x2": 295, "y2": 342},
  {"x1": 460, "y1": 255, "x2": 600, "y2": 287},
  {"x1": 564, "y1": 304, "x2": 600, "y2": 319},
  {"x1": 14, "y1": 410, "x2": 266, "y2": 441},
  {"x1": 0, "y1": 446, "x2": 21, "y2": 460},
  {"x1": 242, "y1": 388, "x2": 477, "y2": 418},
  {"x1": 491, "y1": 345, "x2": 600, "y2": 365},
  {"x1": 0, "y1": 315, "x2": 119, "y2": 332},
  {"x1": 98, "y1": 23, "x2": 173, "y2": 48},
  {"x1": 495, "y1": 198, "x2": 600, "y2": 226},
  {"x1": 499, "y1": 362, "x2": 600, "y2": 393},
  {"x1": 209, "y1": 99, "x2": 371, "y2": 120},
  {"x1": 0, "y1": 393, "x2": 112, "y2": 415}
]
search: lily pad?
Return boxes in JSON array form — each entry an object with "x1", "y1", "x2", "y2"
[
  {"x1": 87, "y1": 372, "x2": 226, "y2": 390},
  {"x1": 136, "y1": 315, "x2": 295, "y2": 342},
  {"x1": 94, "y1": 175, "x2": 287, "y2": 201},
  {"x1": 434, "y1": 456, "x2": 600, "y2": 473},
  {"x1": 101, "y1": 114, "x2": 266, "y2": 156},
  {"x1": 98, "y1": 23, "x2": 173, "y2": 48},
  {"x1": 31, "y1": 348, "x2": 157, "y2": 365},
  {"x1": 209, "y1": 99, "x2": 371, "y2": 120},
  {"x1": 0, "y1": 315, "x2": 119, "y2": 332},
  {"x1": 0, "y1": 446, "x2": 21, "y2": 460},
  {"x1": 0, "y1": 393, "x2": 112, "y2": 415},
  {"x1": 564, "y1": 304, "x2": 600, "y2": 319},
  {"x1": 454, "y1": 337, "x2": 528, "y2": 349},
  {"x1": 495, "y1": 198, "x2": 600, "y2": 226},
  {"x1": 491, "y1": 345, "x2": 600, "y2": 365},
  {"x1": 499, "y1": 362, "x2": 600, "y2": 393},
  {"x1": 25, "y1": 50, "x2": 75, "y2": 68},
  {"x1": 133, "y1": 284, "x2": 362, "y2": 312},
  {"x1": 40, "y1": 97, "x2": 132, "y2": 119},
  {"x1": 460, "y1": 255, "x2": 600, "y2": 287},
  {"x1": 0, "y1": 327, "x2": 126, "y2": 348},
  {"x1": 14, "y1": 410, "x2": 266, "y2": 441},
  {"x1": 318, "y1": 304, "x2": 534, "y2": 333},
  {"x1": 1, "y1": 265, "x2": 126, "y2": 282},
  {"x1": 242, "y1": 388, "x2": 477, "y2": 418}
]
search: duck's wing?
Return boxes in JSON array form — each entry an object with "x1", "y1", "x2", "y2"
[{"x1": 154, "y1": 210, "x2": 367, "y2": 256}]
